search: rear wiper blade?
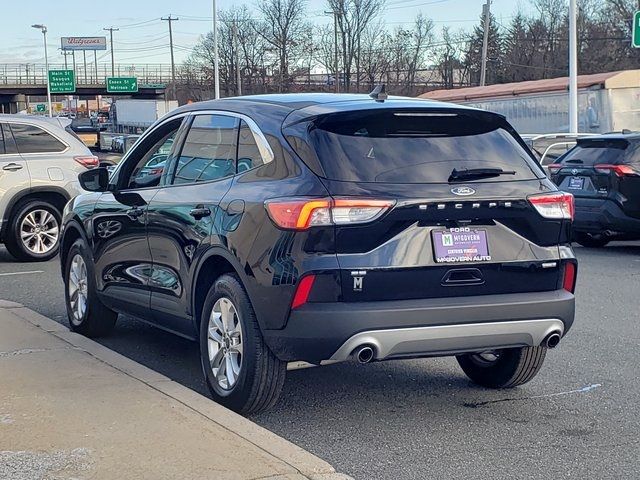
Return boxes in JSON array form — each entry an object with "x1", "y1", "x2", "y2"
[{"x1": 448, "y1": 167, "x2": 516, "y2": 182}]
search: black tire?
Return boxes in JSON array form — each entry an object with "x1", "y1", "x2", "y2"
[
  {"x1": 199, "y1": 273, "x2": 286, "y2": 415},
  {"x1": 457, "y1": 346, "x2": 547, "y2": 388},
  {"x1": 63, "y1": 239, "x2": 117, "y2": 337},
  {"x1": 4, "y1": 200, "x2": 62, "y2": 262},
  {"x1": 573, "y1": 232, "x2": 610, "y2": 248}
]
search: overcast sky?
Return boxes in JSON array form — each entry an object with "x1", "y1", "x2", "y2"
[{"x1": 2, "y1": 0, "x2": 532, "y2": 66}]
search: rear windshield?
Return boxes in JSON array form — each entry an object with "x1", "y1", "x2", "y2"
[
  {"x1": 284, "y1": 110, "x2": 541, "y2": 183},
  {"x1": 560, "y1": 139, "x2": 629, "y2": 166}
]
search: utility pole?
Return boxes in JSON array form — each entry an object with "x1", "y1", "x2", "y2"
[
  {"x1": 161, "y1": 15, "x2": 179, "y2": 100},
  {"x1": 568, "y1": 0, "x2": 578, "y2": 133},
  {"x1": 479, "y1": 0, "x2": 491, "y2": 87},
  {"x1": 213, "y1": 0, "x2": 220, "y2": 99},
  {"x1": 103, "y1": 27, "x2": 119, "y2": 77},
  {"x1": 325, "y1": 10, "x2": 339, "y2": 93},
  {"x1": 232, "y1": 21, "x2": 242, "y2": 96}
]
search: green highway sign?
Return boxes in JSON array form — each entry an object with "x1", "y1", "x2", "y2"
[
  {"x1": 35, "y1": 104, "x2": 46, "y2": 113},
  {"x1": 634, "y1": 11, "x2": 640, "y2": 48},
  {"x1": 106, "y1": 77, "x2": 138, "y2": 93},
  {"x1": 48, "y1": 70, "x2": 75, "y2": 94}
]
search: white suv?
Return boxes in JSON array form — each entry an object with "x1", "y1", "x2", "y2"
[{"x1": 0, "y1": 115, "x2": 97, "y2": 261}]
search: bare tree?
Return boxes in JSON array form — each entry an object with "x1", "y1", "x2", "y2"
[
  {"x1": 326, "y1": 0, "x2": 385, "y2": 92},
  {"x1": 257, "y1": 0, "x2": 309, "y2": 92}
]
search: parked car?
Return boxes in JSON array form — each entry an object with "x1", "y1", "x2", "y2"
[
  {"x1": 59, "y1": 93, "x2": 577, "y2": 414},
  {"x1": 0, "y1": 114, "x2": 99, "y2": 261},
  {"x1": 521, "y1": 133, "x2": 598, "y2": 174},
  {"x1": 549, "y1": 133, "x2": 640, "y2": 247}
]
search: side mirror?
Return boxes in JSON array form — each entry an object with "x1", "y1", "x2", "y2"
[{"x1": 79, "y1": 167, "x2": 109, "y2": 192}]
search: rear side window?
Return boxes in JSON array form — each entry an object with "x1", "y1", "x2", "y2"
[
  {"x1": 172, "y1": 114, "x2": 239, "y2": 185},
  {"x1": 237, "y1": 120, "x2": 265, "y2": 172},
  {"x1": 10, "y1": 123, "x2": 66, "y2": 154},
  {"x1": 0, "y1": 124, "x2": 4, "y2": 154},
  {"x1": 285, "y1": 110, "x2": 540, "y2": 183},
  {"x1": 560, "y1": 139, "x2": 628, "y2": 166}
]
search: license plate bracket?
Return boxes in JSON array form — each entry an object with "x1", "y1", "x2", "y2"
[
  {"x1": 432, "y1": 228, "x2": 491, "y2": 263},
  {"x1": 568, "y1": 176, "x2": 585, "y2": 190}
]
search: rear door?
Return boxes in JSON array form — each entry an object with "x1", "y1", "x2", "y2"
[
  {"x1": 284, "y1": 108, "x2": 567, "y2": 302},
  {"x1": 550, "y1": 138, "x2": 640, "y2": 219},
  {"x1": 147, "y1": 113, "x2": 239, "y2": 335},
  {"x1": 0, "y1": 123, "x2": 30, "y2": 225}
]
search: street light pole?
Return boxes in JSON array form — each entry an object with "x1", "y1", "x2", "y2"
[
  {"x1": 213, "y1": 0, "x2": 220, "y2": 99},
  {"x1": 32, "y1": 24, "x2": 52, "y2": 117},
  {"x1": 568, "y1": 0, "x2": 578, "y2": 134}
]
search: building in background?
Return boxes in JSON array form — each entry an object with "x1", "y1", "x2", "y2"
[{"x1": 420, "y1": 70, "x2": 640, "y2": 134}]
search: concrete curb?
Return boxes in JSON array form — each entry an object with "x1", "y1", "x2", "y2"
[{"x1": 3, "y1": 302, "x2": 352, "y2": 480}]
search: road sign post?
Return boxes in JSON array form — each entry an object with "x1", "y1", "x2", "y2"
[
  {"x1": 633, "y1": 11, "x2": 640, "y2": 48},
  {"x1": 48, "y1": 70, "x2": 76, "y2": 94},
  {"x1": 106, "y1": 77, "x2": 138, "y2": 93}
]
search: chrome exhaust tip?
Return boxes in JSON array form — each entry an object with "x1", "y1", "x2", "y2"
[
  {"x1": 543, "y1": 332, "x2": 562, "y2": 349},
  {"x1": 353, "y1": 345, "x2": 375, "y2": 363}
]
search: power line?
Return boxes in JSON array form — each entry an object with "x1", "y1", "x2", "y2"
[
  {"x1": 161, "y1": 15, "x2": 179, "y2": 99},
  {"x1": 103, "y1": 27, "x2": 119, "y2": 77}
]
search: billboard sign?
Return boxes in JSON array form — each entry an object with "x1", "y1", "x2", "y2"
[{"x1": 61, "y1": 36, "x2": 107, "y2": 51}]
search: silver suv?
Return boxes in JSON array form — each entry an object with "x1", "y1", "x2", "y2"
[{"x1": 0, "y1": 115, "x2": 97, "y2": 261}]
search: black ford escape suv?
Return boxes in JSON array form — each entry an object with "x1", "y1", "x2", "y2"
[
  {"x1": 549, "y1": 134, "x2": 640, "y2": 247},
  {"x1": 60, "y1": 93, "x2": 577, "y2": 414}
]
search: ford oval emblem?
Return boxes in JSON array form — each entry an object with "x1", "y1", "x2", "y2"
[{"x1": 451, "y1": 186, "x2": 476, "y2": 196}]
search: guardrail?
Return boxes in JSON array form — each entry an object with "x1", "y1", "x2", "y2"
[{"x1": 0, "y1": 63, "x2": 177, "y2": 85}]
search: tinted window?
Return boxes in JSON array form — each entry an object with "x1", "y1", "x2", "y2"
[
  {"x1": 172, "y1": 114, "x2": 238, "y2": 185},
  {"x1": 1, "y1": 124, "x2": 17, "y2": 154},
  {"x1": 10, "y1": 123, "x2": 66, "y2": 154},
  {"x1": 237, "y1": 120, "x2": 265, "y2": 172},
  {"x1": 285, "y1": 110, "x2": 539, "y2": 183},
  {"x1": 560, "y1": 139, "x2": 629, "y2": 166},
  {"x1": 0, "y1": 124, "x2": 4, "y2": 154}
]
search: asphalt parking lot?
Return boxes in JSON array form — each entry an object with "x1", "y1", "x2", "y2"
[{"x1": 1, "y1": 243, "x2": 639, "y2": 479}]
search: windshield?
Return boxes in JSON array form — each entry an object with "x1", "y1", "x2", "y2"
[{"x1": 286, "y1": 110, "x2": 541, "y2": 184}]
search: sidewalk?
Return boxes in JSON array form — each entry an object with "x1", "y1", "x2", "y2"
[{"x1": 0, "y1": 300, "x2": 350, "y2": 480}]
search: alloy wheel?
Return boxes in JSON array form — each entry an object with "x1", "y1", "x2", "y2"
[
  {"x1": 20, "y1": 209, "x2": 59, "y2": 255},
  {"x1": 471, "y1": 350, "x2": 501, "y2": 365},
  {"x1": 207, "y1": 297, "x2": 243, "y2": 390},
  {"x1": 68, "y1": 254, "x2": 88, "y2": 325}
]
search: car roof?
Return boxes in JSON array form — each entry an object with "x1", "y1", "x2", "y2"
[
  {"x1": 0, "y1": 114, "x2": 71, "y2": 131},
  {"x1": 170, "y1": 93, "x2": 488, "y2": 121}
]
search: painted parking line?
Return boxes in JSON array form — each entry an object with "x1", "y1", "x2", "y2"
[{"x1": 0, "y1": 270, "x2": 45, "y2": 277}]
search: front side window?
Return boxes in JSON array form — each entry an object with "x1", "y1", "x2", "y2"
[
  {"x1": 10, "y1": 123, "x2": 66, "y2": 154},
  {"x1": 172, "y1": 114, "x2": 239, "y2": 185}
]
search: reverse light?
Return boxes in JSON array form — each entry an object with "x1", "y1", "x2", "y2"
[
  {"x1": 291, "y1": 275, "x2": 316, "y2": 309},
  {"x1": 563, "y1": 262, "x2": 577, "y2": 293},
  {"x1": 265, "y1": 198, "x2": 394, "y2": 230},
  {"x1": 528, "y1": 192, "x2": 574, "y2": 220},
  {"x1": 594, "y1": 164, "x2": 638, "y2": 177},
  {"x1": 74, "y1": 155, "x2": 100, "y2": 169}
]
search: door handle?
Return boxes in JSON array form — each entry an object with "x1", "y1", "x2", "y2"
[
  {"x1": 190, "y1": 206, "x2": 211, "y2": 220},
  {"x1": 2, "y1": 163, "x2": 23, "y2": 172},
  {"x1": 126, "y1": 207, "x2": 144, "y2": 220}
]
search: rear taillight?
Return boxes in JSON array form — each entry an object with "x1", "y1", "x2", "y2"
[
  {"x1": 291, "y1": 274, "x2": 316, "y2": 309},
  {"x1": 594, "y1": 164, "x2": 638, "y2": 176},
  {"x1": 547, "y1": 164, "x2": 563, "y2": 175},
  {"x1": 563, "y1": 262, "x2": 577, "y2": 293},
  {"x1": 528, "y1": 192, "x2": 574, "y2": 220},
  {"x1": 74, "y1": 155, "x2": 100, "y2": 169},
  {"x1": 265, "y1": 198, "x2": 394, "y2": 230}
]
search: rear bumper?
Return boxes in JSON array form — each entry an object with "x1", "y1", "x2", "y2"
[
  {"x1": 574, "y1": 198, "x2": 640, "y2": 235},
  {"x1": 263, "y1": 289, "x2": 575, "y2": 363}
]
